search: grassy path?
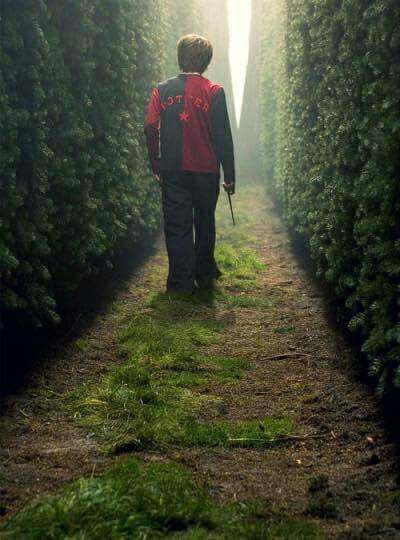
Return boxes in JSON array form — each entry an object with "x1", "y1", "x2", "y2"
[{"x1": 1, "y1": 184, "x2": 399, "y2": 538}]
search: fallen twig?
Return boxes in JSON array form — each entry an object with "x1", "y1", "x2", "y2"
[
  {"x1": 227, "y1": 432, "x2": 324, "y2": 445},
  {"x1": 257, "y1": 352, "x2": 311, "y2": 361},
  {"x1": 275, "y1": 432, "x2": 325, "y2": 442},
  {"x1": 257, "y1": 352, "x2": 335, "y2": 362},
  {"x1": 228, "y1": 438, "x2": 271, "y2": 443}
]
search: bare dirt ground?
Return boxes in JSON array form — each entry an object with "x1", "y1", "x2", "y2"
[{"x1": 1, "y1": 185, "x2": 399, "y2": 538}]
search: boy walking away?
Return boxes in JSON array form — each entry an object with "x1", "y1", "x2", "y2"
[{"x1": 144, "y1": 34, "x2": 235, "y2": 293}]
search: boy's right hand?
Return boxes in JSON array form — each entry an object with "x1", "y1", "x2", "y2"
[
  {"x1": 223, "y1": 182, "x2": 235, "y2": 195},
  {"x1": 154, "y1": 174, "x2": 162, "y2": 184}
]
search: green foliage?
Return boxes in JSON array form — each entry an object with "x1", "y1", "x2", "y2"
[
  {"x1": 0, "y1": 459, "x2": 320, "y2": 539},
  {"x1": 0, "y1": 0, "x2": 201, "y2": 328},
  {"x1": 259, "y1": 0, "x2": 400, "y2": 399}
]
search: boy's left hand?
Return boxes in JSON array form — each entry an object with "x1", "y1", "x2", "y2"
[
  {"x1": 154, "y1": 174, "x2": 162, "y2": 184},
  {"x1": 223, "y1": 182, "x2": 235, "y2": 195}
]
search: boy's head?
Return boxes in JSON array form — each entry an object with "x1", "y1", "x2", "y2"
[{"x1": 177, "y1": 34, "x2": 213, "y2": 74}]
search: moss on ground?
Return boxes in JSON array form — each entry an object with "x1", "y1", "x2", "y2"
[
  {"x1": 0, "y1": 460, "x2": 321, "y2": 539},
  {"x1": 216, "y1": 245, "x2": 265, "y2": 290},
  {"x1": 68, "y1": 311, "x2": 291, "y2": 453}
]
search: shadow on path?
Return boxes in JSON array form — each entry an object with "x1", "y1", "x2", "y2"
[
  {"x1": 268, "y1": 195, "x2": 400, "y2": 441},
  {"x1": 0, "y1": 232, "x2": 160, "y2": 398}
]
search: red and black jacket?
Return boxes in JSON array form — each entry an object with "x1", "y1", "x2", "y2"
[{"x1": 144, "y1": 73, "x2": 235, "y2": 184}]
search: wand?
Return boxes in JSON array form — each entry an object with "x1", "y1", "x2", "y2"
[{"x1": 227, "y1": 192, "x2": 235, "y2": 226}]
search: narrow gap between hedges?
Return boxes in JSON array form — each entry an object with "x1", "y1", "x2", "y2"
[{"x1": 0, "y1": 184, "x2": 398, "y2": 539}]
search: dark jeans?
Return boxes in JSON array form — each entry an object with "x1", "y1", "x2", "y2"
[{"x1": 160, "y1": 170, "x2": 222, "y2": 292}]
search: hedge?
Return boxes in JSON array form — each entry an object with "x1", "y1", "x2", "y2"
[
  {"x1": 259, "y1": 0, "x2": 400, "y2": 399},
  {"x1": 0, "y1": 0, "x2": 200, "y2": 329}
]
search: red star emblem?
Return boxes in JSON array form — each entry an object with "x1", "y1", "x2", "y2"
[{"x1": 179, "y1": 111, "x2": 189, "y2": 122}]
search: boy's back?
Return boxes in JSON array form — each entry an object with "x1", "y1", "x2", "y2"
[{"x1": 145, "y1": 73, "x2": 235, "y2": 182}]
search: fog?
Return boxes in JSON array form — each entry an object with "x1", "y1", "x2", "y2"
[{"x1": 227, "y1": 0, "x2": 252, "y2": 126}]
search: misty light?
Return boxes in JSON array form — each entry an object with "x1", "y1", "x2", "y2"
[{"x1": 227, "y1": 0, "x2": 252, "y2": 126}]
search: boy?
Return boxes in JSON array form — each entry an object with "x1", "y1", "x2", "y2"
[{"x1": 144, "y1": 34, "x2": 235, "y2": 293}]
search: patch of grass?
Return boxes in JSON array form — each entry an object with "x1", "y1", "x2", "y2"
[
  {"x1": 68, "y1": 313, "x2": 288, "y2": 452},
  {"x1": 0, "y1": 459, "x2": 321, "y2": 539},
  {"x1": 70, "y1": 360, "x2": 218, "y2": 452},
  {"x1": 67, "y1": 313, "x2": 220, "y2": 451},
  {"x1": 184, "y1": 417, "x2": 293, "y2": 448},
  {"x1": 165, "y1": 355, "x2": 250, "y2": 388},
  {"x1": 216, "y1": 188, "x2": 270, "y2": 255},
  {"x1": 118, "y1": 313, "x2": 222, "y2": 358},
  {"x1": 208, "y1": 355, "x2": 250, "y2": 381},
  {"x1": 216, "y1": 245, "x2": 265, "y2": 290},
  {"x1": 217, "y1": 227, "x2": 259, "y2": 249},
  {"x1": 149, "y1": 286, "x2": 273, "y2": 314},
  {"x1": 148, "y1": 290, "x2": 217, "y2": 319},
  {"x1": 268, "y1": 521, "x2": 322, "y2": 539},
  {"x1": 273, "y1": 325, "x2": 295, "y2": 335},
  {"x1": 222, "y1": 294, "x2": 273, "y2": 309},
  {"x1": 75, "y1": 337, "x2": 90, "y2": 352}
]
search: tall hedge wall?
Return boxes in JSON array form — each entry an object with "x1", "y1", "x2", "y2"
[
  {"x1": 259, "y1": 0, "x2": 400, "y2": 399},
  {"x1": 0, "y1": 1, "x2": 199, "y2": 329}
]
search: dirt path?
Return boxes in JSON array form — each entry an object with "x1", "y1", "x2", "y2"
[{"x1": 1, "y1": 184, "x2": 399, "y2": 538}]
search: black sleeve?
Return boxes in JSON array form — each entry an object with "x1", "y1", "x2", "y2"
[{"x1": 210, "y1": 87, "x2": 236, "y2": 185}]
